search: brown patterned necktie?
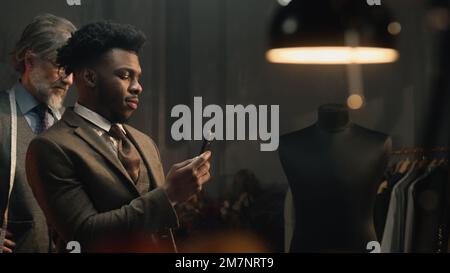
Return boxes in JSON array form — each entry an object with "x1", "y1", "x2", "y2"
[{"x1": 108, "y1": 124, "x2": 141, "y2": 183}]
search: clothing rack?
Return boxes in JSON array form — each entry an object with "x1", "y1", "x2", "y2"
[
  {"x1": 391, "y1": 146, "x2": 449, "y2": 156},
  {"x1": 377, "y1": 146, "x2": 449, "y2": 253}
]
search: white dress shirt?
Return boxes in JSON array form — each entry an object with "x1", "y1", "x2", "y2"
[{"x1": 73, "y1": 102, "x2": 126, "y2": 156}]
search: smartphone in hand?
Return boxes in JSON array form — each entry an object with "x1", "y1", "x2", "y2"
[{"x1": 200, "y1": 129, "x2": 214, "y2": 154}]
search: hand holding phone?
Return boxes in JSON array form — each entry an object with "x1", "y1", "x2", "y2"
[{"x1": 200, "y1": 129, "x2": 214, "y2": 154}]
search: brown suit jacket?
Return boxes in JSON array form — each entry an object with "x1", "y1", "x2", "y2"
[{"x1": 25, "y1": 108, "x2": 179, "y2": 252}]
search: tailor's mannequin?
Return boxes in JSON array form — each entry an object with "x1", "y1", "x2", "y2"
[{"x1": 279, "y1": 104, "x2": 391, "y2": 253}]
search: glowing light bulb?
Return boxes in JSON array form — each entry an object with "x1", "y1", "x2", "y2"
[
  {"x1": 266, "y1": 47, "x2": 399, "y2": 64},
  {"x1": 347, "y1": 94, "x2": 364, "y2": 109}
]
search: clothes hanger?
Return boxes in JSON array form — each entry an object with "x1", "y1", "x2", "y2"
[
  {"x1": 399, "y1": 157, "x2": 411, "y2": 174},
  {"x1": 377, "y1": 180, "x2": 389, "y2": 194},
  {"x1": 428, "y1": 157, "x2": 439, "y2": 169},
  {"x1": 437, "y1": 157, "x2": 447, "y2": 167},
  {"x1": 394, "y1": 157, "x2": 404, "y2": 173},
  {"x1": 393, "y1": 148, "x2": 405, "y2": 172},
  {"x1": 409, "y1": 158, "x2": 419, "y2": 171}
]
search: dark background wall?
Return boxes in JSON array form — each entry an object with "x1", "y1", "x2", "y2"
[{"x1": 0, "y1": 0, "x2": 443, "y2": 199}]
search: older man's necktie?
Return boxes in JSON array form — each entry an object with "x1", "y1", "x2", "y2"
[{"x1": 33, "y1": 104, "x2": 50, "y2": 134}]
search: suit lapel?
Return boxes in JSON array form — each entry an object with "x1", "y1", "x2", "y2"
[
  {"x1": 124, "y1": 126, "x2": 165, "y2": 188},
  {"x1": 63, "y1": 109, "x2": 139, "y2": 195}
]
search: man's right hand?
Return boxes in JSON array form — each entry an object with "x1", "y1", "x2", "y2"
[
  {"x1": 2, "y1": 230, "x2": 15, "y2": 253},
  {"x1": 164, "y1": 151, "x2": 212, "y2": 206}
]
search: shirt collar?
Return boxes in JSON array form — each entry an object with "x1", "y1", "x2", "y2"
[
  {"x1": 14, "y1": 82, "x2": 40, "y2": 115},
  {"x1": 73, "y1": 102, "x2": 126, "y2": 134}
]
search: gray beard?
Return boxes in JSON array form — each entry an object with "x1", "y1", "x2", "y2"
[{"x1": 29, "y1": 68, "x2": 67, "y2": 110}]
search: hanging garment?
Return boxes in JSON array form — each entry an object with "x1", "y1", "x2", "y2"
[
  {"x1": 381, "y1": 167, "x2": 418, "y2": 253},
  {"x1": 404, "y1": 166, "x2": 437, "y2": 252},
  {"x1": 374, "y1": 172, "x2": 405, "y2": 240},
  {"x1": 412, "y1": 166, "x2": 449, "y2": 253}
]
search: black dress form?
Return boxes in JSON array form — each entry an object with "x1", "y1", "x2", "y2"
[{"x1": 279, "y1": 104, "x2": 391, "y2": 252}]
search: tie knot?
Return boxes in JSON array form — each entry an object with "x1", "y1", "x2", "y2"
[
  {"x1": 33, "y1": 104, "x2": 49, "y2": 118},
  {"x1": 109, "y1": 124, "x2": 126, "y2": 140}
]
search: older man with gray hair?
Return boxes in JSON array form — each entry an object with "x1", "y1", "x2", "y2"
[{"x1": 0, "y1": 14, "x2": 76, "y2": 253}]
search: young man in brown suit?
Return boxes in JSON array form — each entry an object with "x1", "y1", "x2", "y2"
[{"x1": 25, "y1": 21, "x2": 212, "y2": 253}]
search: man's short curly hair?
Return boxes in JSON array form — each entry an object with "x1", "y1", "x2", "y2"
[{"x1": 57, "y1": 21, "x2": 146, "y2": 74}]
